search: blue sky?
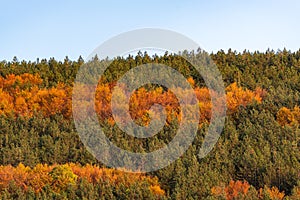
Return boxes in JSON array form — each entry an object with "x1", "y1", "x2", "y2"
[{"x1": 0, "y1": 0, "x2": 299, "y2": 61}]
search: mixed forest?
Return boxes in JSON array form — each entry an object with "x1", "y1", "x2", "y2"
[{"x1": 0, "y1": 49, "x2": 299, "y2": 199}]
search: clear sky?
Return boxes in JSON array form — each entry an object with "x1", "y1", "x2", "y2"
[{"x1": 1, "y1": 0, "x2": 299, "y2": 61}]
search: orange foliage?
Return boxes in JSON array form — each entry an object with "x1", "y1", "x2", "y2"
[
  {"x1": 211, "y1": 185, "x2": 224, "y2": 196},
  {"x1": 226, "y1": 82, "x2": 263, "y2": 111},
  {"x1": 29, "y1": 164, "x2": 53, "y2": 192},
  {"x1": 0, "y1": 89, "x2": 14, "y2": 115},
  {"x1": 0, "y1": 163, "x2": 33, "y2": 191},
  {"x1": 0, "y1": 163, "x2": 165, "y2": 195},
  {"x1": 266, "y1": 186, "x2": 285, "y2": 200},
  {"x1": 277, "y1": 107, "x2": 294, "y2": 126},
  {"x1": 211, "y1": 180, "x2": 250, "y2": 200},
  {"x1": 0, "y1": 74, "x2": 264, "y2": 126},
  {"x1": 150, "y1": 185, "x2": 165, "y2": 196},
  {"x1": 94, "y1": 81, "x2": 263, "y2": 126},
  {"x1": 187, "y1": 77, "x2": 195, "y2": 87},
  {"x1": 212, "y1": 181, "x2": 288, "y2": 200},
  {"x1": 0, "y1": 74, "x2": 71, "y2": 118},
  {"x1": 276, "y1": 106, "x2": 300, "y2": 126}
]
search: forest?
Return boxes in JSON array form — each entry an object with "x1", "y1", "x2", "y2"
[{"x1": 0, "y1": 49, "x2": 299, "y2": 199}]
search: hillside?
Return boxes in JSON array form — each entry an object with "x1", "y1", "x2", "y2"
[{"x1": 0, "y1": 49, "x2": 299, "y2": 199}]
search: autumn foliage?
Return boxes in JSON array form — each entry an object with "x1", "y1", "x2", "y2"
[
  {"x1": 276, "y1": 106, "x2": 300, "y2": 126},
  {"x1": 265, "y1": 186, "x2": 285, "y2": 200},
  {"x1": 0, "y1": 73, "x2": 264, "y2": 126},
  {"x1": 211, "y1": 180, "x2": 251, "y2": 199},
  {"x1": 211, "y1": 180, "x2": 286, "y2": 200},
  {"x1": 0, "y1": 73, "x2": 71, "y2": 117},
  {"x1": 0, "y1": 163, "x2": 165, "y2": 196},
  {"x1": 0, "y1": 50, "x2": 299, "y2": 199}
]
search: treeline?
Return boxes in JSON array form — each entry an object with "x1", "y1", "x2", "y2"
[{"x1": 0, "y1": 49, "x2": 299, "y2": 199}]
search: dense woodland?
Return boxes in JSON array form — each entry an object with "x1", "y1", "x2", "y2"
[{"x1": 0, "y1": 49, "x2": 299, "y2": 199}]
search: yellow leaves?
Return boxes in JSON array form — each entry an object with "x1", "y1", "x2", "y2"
[
  {"x1": 15, "y1": 96, "x2": 27, "y2": 113},
  {"x1": 0, "y1": 73, "x2": 42, "y2": 92},
  {"x1": 0, "y1": 163, "x2": 165, "y2": 196},
  {"x1": 29, "y1": 164, "x2": 53, "y2": 193},
  {"x1": 70, "y1": 164, "x2": 165, "y2": 196},
  {"x1": 19, "y1": 73, "x2": 43, "y2": 86},
  {"x1": 69, "y1": 163, "x2": 103, "y2": 184},
  {"x1": 293, "y1": 106, "x2": 300, "y2": 122},
  {"x1": 211, "y1": 185, "x2": 224, "y2": 196},
  {"x1": 276, "y1": 106, "x2": 300, "y2": 126},
  {"x1": 277, "y1": 107, "x2": 294, "y2": 126},
  {"x1": 266, "y1": 186, "x2": 285, "y2": 200},
  {"x1": 36, "y1": 87, "x2": 70, "y2": 117},
  {"x1": 0, "y1": 89, "x2": 14, "y2": 115},
  {"x1": 49, "y1": 164, "x2": 78, "y2": 193},
  {"x1": 13, "y1": 163, "x2": 31, "y2": 190},
  {"x1": 187, "y1": 77, "x2": 195, "y2": 87},
  {"x1": 150, "y1": 185, "x2": 165, "y2": 196},
  {"x1": 226, "y1": 82, "x2": 263, "y2": 112}
]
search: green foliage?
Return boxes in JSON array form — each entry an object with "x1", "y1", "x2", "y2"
[{"x1": 0, "y1": 49, "x2": 300, "y2": 199}]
